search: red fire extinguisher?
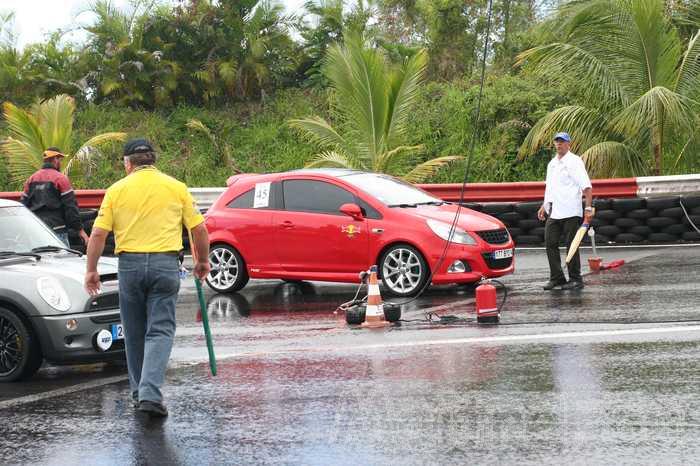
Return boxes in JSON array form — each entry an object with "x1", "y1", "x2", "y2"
[{"x1": 476, "y1": 279, "x2": 500, "y2": 324}]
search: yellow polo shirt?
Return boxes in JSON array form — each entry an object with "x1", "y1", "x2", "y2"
[{"x1": 94, "y1": 166, "x2": 204, "y2": 254}]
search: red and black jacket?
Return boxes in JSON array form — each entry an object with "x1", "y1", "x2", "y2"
[{"x1": 21, "y1": 163, "x2": 83, "y2": 232}]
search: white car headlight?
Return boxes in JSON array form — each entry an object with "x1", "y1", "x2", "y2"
[
  {"x1": 36, "y1": 276, "x2": 71, "y2": 312},
  {"x1": 426, "y1": 219, "x2": 477, "y2": 245}
]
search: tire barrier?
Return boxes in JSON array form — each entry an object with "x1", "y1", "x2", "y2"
[{"x1": 462, "y1": 194, "x2": 700, "y2": 246}]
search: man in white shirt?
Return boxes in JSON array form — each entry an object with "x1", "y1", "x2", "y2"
[{"x1": 537, "y1": 132, "x2": 594, "y2": 290}]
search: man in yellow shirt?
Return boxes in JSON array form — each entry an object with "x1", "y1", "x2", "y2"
[{"x1": 84, "y1": 139, "x2": 210, "y2": 418}]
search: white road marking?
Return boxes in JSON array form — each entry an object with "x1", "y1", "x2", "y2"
[{"x1": 0, "y1": 375, "x2": 128, "y2": 410}]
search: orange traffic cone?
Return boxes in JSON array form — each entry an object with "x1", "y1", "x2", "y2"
[{"x1": 363, "y1": 265, "x2": 389, "y2": 327}]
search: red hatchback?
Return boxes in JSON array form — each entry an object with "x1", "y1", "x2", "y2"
[{"x1": 204, "y1": 169, "x2": 514, "y2": 297}]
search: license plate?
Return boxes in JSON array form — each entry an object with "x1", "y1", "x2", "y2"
[
  {"x1": 111, "y1": 324, "x2": 124, "y2": 341},
  {"x1": 494, "y1": 248, "x2": 513, "y2": 260}
]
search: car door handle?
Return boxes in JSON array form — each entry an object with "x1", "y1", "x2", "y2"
[{"x1": 281, "y1": 221, "x2": 294, "y2": 229}]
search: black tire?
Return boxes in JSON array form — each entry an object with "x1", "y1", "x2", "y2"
[
  {"x1": 379, "y1": 244, "x2": 429, "y2": 297},
  {"x1": 658, "y1": 207, "x2": 684, "y2": 218},
  {"x1": 515, "y1": 235, "x2": 542, "y2": 245},
  {"x1": 612, "y1": 198, "x2": 645, "y2": 213},
  {"x1": 627, "y1": 209, "x2": 654, "y2": 220},
  {"x1": 482, "y1": 203, "x2": 514, "y2": 215},
  {"x1": 645, "y1": 197, "x2": 679, "y2": 211},
  {"x1": 680, "y1": 196, "x2": 700, "y2": 209},
  {"x1": 597, "y1": 225, "x2": 621, "y2": 237},
  {"x1": 593, "y1": 199, "x2": 612, "y2": 210},
  {"x1": 628, "y1": 225, "x2": 653, "y2": 236},
  {"x1": 514, "y1": 201, "x2": 542, "y2": 216},
  {"x1": 596, "y1": 209, "x2": 619, "y2": 221},
  {"x1": 692, "y1": 207, "x2": 700, "y2": 215},
  {"x1": 614, "y1": 217, "x2": 642, "y2": 229},
  {"x1": 506, "y1": 227, "x2": 521, "y2": 238},
  {"x1": 647, "y1": 233, "x2": 678, "y2": 243},
  {"x1": 682, "y1": 231, "x2": 700, "y2": 241},
  {"x1": 647, "y1": 217, "x2": 676, "y2": 229},
  {"x1": 0, "y1": 307, "x2": 42, "y2": 382},
  {"x1": 682, "y1": 215, "x2": 700, "y2": 227},
  {"x1": 345, "y1": 305, "x2": 366, "y2": 325},
  {"x1": 499, "y1": 212, "x2": 522, "y2": 227},
  {"x1": 518, "y1": 219, "x2": 543, "y2": 231},
  {"x1": 590, "y1": 218, "x2": 609, "y2": 228},
  {"x1": 663, "y1": 224, "x2": 689, "y2": 235},
  {"x1": 530, "y1": 226, "x2": 546, "y2": 238},
  {"x1": 205, "y1": 244, "x2": 250, "y2": 293},
  {"x1": 593, "y1": 233, "x2": 611, "y2": 244},
  {"x1": 614, "y1": 233, "x2": 645, "y2": 243}
]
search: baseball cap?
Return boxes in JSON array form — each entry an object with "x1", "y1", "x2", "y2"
[
  {"x1": 553, "y1": 132, "x2": 571, "y2": 142},
  {"x1": 123, "y1": 138, "x2": 154, "y2": 156},
  {"x1": 43, "y1": 147, "x2": 65, "y2": 159}
]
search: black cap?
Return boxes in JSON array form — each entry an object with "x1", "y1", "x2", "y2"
[{"x1": 123, "y1": 138, "x2": 154, "y2": 156}]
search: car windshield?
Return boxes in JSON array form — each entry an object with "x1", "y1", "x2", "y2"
[
  {"x1": 343, "y1": 173, "x2": 443, "y2": 206},
  {"x1": 0, "y1": 206, "x2": 66, "y2": 252}
]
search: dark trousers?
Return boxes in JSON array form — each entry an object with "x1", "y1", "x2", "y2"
[{"x1": 545, "y1": 216, "x2": 582, "y2": 283}]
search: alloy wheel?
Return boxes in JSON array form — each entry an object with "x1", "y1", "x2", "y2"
[
  {"x1": 208, "y1": 247, "x2": 240, "y2": 290},
  {"x1": 0, "y1": 315, "x2": 21, "y2": 377},
  {"x1": 381, "y1": 247, "x2": 424, "y2": 295}
]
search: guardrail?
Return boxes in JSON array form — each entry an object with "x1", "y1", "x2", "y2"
[{"x1": 1, "y1": 175, "x2": 699, "y2": 211}]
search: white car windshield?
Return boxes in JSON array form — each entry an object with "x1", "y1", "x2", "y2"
[
  {"x1": 0, "y1": 206, "x2": 67, "y2": 253},
  {"x1": 343, "y1": 173, "x2": 444, "y2": 207}
]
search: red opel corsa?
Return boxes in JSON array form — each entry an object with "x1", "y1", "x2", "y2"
[{"x1": 204, "y1": 169, "x2": 514, "y2": 297}]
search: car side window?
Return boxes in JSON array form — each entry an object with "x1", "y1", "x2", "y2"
[
  {"x1": 227, "y1": 189, "x2": 255, "y2": 209},
  {"x1": 283, "y1": 180, "x2": 355, "y2": 215}
]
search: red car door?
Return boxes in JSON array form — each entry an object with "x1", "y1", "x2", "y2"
[{"x1": 274, "y1": 178, "x2": 369, "y2": 274}]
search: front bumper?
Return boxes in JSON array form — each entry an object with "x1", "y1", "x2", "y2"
[
  {"x1": 427, "y1": 242, "x2": 515, "y2": 285},
  {"x1": 31, "y1": 309, "x2": 125, "y2": 364}
]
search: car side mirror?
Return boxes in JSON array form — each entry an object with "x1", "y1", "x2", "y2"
[{"x1": 340, "y1": 203, "x2": 364, "y2": 221}]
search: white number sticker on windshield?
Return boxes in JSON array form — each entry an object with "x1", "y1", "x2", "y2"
[{"x1": 253, "y1": 182, "x2": 271, "y2": 208}]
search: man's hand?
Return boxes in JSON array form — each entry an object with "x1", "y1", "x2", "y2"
[
  {"x1": 193, "y1": 259, "x2": 211, "y2": 280},
  {"x1": 85, "y1": 271, "x2": 101, "y2": 296},
  {"x1": 537, "y1": 205, "x2": 547, "y2": 221},
  {"x1": 584, "y1": 208, "x2": 594, "y2": 224},
  {"x1": 79, "y1": 229, "x2": 90, "y2": 245}
]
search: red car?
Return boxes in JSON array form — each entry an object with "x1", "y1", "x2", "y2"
[{"x1": 204, "y1": 169, "x2": 514, "y2": 297}]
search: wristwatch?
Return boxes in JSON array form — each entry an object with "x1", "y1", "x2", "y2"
[{"x1": 584, "y1": 206, "x2": 593, "y2": 212}]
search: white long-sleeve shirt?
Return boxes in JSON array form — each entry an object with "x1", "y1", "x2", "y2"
[{"x1": 543, "y1": 151, "x2": 592, "y2": 219}]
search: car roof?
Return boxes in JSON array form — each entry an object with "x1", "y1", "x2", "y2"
[
  {"x1": 0, "y1": 199, "x2": 22, "y2": 208},
  {"x1": 285, "y1": 168, "x2": 365, "y2": 178}
]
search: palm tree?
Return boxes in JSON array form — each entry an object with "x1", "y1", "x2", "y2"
[
  {"x1": 289, "y1": 34, "x2": 461, "y2": 182},
  {"x1": 516, "y1": 0, "x2": 700, "y2": 177},
  {"x1": 1, "y1": 94, "x2": 127, "y2": 186}
]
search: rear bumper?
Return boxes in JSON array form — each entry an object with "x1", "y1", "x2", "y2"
[{"x1": 31, "y1": 309, "x2": 125, "y2": 364}]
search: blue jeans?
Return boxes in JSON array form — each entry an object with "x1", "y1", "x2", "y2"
[{"x1": 118, "y1": 253, "x2": 180, "y2": 403}]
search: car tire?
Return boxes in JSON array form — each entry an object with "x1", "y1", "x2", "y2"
[
  {"x1": 0, "y1": 307, "x2": 43, "y2": 382},
  {"x1": 205, "y1": 244, "x2": 250, "y2": 293},
  {"x1": 379, "y1": 244, "x2": 429, "y2": 297}
]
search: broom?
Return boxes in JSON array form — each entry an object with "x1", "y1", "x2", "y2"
[{"x1": 187, "y1": 229, "x2": 217, "y2": 376}]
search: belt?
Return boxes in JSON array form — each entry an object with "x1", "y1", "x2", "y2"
[{"x1": 118, "y1": 251, "x2": 180, "y2": 256}]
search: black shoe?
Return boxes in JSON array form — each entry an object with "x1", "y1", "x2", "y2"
[
  {"x1": 138, "y1": 400, "x2": 168, "y2": 418},
  {"x1": 561, "y1": 280, "x2": 584, "y2": 290},
  {"x1": 543, "y1": 280, "x2": 566, "y2": 290},
  {"x1": 132, "y1": 392, "x2": 139, "y2": 408}
]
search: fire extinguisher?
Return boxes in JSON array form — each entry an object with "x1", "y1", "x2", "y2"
[{"x1": 475, "y1": 278, "x2": 506, "y2": 324}]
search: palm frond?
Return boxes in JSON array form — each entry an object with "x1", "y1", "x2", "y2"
[
  {"x1": 612, "y1": 86, "x2": 695, "y2": 136},
  {"x1": 1, "y1": 137, "x2": 42, "y2": 184},
  {"x1": 402, "y1": 156, "x2": 463, "y2": 183},
  {"x1": 385, "y1": 49, "x2": 427, "y2": 147},
  {"x1": 288, "y1": 116, "x2": 348, "y2": 151},
  {"x1": 35, "y1": 94, "x2": 74, "y2": 152},
  {"x1": 186, "y1": 119, "x2": 216, "y2": 144},
  {"x1": 2, "y1": 102, "x2": 44, "y2": 159},
  {"x1": 65, "y1": 132, "x2": 127, "y2": 176},
  {"x1": 581, "y1": 141, "x2": 647, "y2": 178},
  {"x1": 304, "y1": 150, "x2": 357, "y2": 169},
  {"x1": 518, "y1": 106, "x2": 612, "y2": 158},
  {"x1": 675, "y1": 30, "x2": 700, "y2": 100},
  {"x1": 375, "y1": 144, "x2": 424, "y2": 173}
]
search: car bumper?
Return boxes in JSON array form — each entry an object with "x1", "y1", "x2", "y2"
[
  {"x1": 31, "y1": 309, "x2": 125, "y2": 364},
  {"x1": 427, "y1": 243, "x2": 515, "y2": 285}
]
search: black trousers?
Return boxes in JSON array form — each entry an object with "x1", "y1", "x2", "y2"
[{"x1": 544, "y1": 216, "x2": 582, "y2": 283}]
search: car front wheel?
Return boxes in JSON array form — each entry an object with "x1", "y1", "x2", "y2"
[
  {"x1": 205, "y1": 244, "x2": 250, "y2": 293},
  {"x1": 0, "y1": 307, "x2": 42, "y2": 382},
  {"x1": 379, "y1": 244, "x2": 429, "y2": 297}
]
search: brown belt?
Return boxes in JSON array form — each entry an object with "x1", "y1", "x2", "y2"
[{"x1": 118, "y1": 251, "x2": 180, "y2": 256}]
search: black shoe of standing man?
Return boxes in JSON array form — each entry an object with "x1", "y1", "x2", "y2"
[
  {"x1": 543, "y1": 279, "x2": 567, "y2": 290},
  {"x1": 138, "y1": 400, "x2": 169, "y2": 418},
  {"x1": 561, "y1": 279, "x2": 584, "y2": 290}
]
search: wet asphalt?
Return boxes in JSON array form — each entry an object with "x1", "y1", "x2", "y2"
[{"x1": 1, "y1": 245, "x2": 699, "y2": 465}]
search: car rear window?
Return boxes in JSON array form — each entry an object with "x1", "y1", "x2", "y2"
[{"x1": 283, "y1": 180, "x2": 355, "y2": 215}]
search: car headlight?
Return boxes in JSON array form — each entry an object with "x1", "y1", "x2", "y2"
[
  {"x1": 426, "y1": 219, "x2": 477, "y2": 245},
  {"x1": 36, "y1": 276, "x2": 71, "y2": 312}
]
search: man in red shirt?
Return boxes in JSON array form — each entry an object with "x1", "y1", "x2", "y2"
[{"x1": 21, "y1": 147, "x2": 89, "y2": 247}]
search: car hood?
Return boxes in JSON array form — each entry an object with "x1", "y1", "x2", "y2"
[
  {"x1": 409, "y1": 204, "x2": 505, "y2": 231},
  {"x1": 0, "y1": 254, "x2": 118, "y2": 284}
]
